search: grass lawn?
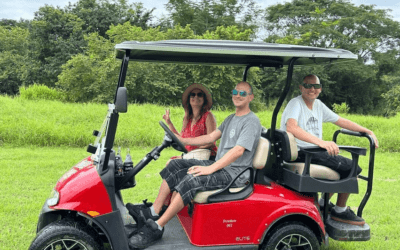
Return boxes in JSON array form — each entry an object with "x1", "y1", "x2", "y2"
[{"x1": 1, "y1": 145, "x2": 399, "y2": 250}]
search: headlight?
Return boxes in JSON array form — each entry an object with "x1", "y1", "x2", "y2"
[{"x1": 47, "y1": 189, "x2": 59, "y2": 207}]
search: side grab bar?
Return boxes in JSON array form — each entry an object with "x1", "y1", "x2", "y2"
[{"x1": 333, "y1": 129, "x2": 376, "y2": 217}]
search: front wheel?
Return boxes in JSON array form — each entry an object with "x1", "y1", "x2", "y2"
[
  {"x1": 261, "y1": 222, "x2": 320, "y2": 250},
  {"x1": 29, "y1": 219, "x2": 103, "y2": 250}
]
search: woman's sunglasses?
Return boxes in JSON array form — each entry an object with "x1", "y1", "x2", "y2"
[
  {"x1": 190, "y1": 92, "x2": 204, "y2": 98},
  {"x1": 232, "y1": 89, "x2": 250, "y2": 97},
  {"x1": 302, "y1": 83, "x2": 322, "y2": 89}
]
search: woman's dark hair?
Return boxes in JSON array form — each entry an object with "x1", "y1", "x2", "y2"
[{"x1": 186, "y1": 90, "x2": 208, "y2": 120}]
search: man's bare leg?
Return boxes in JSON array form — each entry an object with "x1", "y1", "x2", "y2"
[
  {"x1": 156, "y1": 192, "x2": 185, "y2": 227},
  {"x1": 152, "y1": 180, "x2": 172, "y2": 214},
  {"x1": 331, "y1": 192, "x2": 364, "y2": 225},
  {"x1": 336, "y1": 193, "x2": 350, "y2": 207}
]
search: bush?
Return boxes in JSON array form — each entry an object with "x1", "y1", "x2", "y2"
[
  {"x1": 332, "y1": 102, "x2": 350, "y2": 114},
  {"x1": 19, "y1": 84, "x2": 65, "y2": 101},
  {"x1": 382, "y1": 85, "x2": 400, "y2": 117}
]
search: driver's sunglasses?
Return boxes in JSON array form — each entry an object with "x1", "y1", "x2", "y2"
[
  {"x1": 232, "y1": 89, "x2": 250, "y2": 97},
  {"x1": 302, "y1": 83, "x2": 322, "y2": 89},
  {"x1": 190, "y1": 92, "x2": 204, "y2": 98}
]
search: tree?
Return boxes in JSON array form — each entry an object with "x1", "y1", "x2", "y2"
[
  {"x1": 265, "y1": 0, "x2": 400, "y2": 62},
  {"x1": 262, "y1": 0, "x2": 400, "y2": 114},
  {"x1": 56, "y1": 23, "x2": 265, "y2": 110},
  {"x1": 0, "y1": 18, "x2": 30, "y2": 29},
  {"x1": 25, "y1": 1, "x2": 155, "y2": 88},
  {"x1": 28, "y1": 5, "x2": 86, "y2": 87},
  {"x1": 165, "y1": 0, "x2": 261, "y2": 36},
  {"x1": 66, "y1": 0, "x2": 155, "y2": 37},
  {"x1": 382, "y1": 85, "x2": 400, "y2": 117},
  {"x1": 0, "y1": 26, "x2": 37, "y2": 94}
]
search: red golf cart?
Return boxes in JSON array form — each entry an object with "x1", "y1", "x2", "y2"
[{"x1": 29, "y1": 40, "x2": 376, "y2": 250}]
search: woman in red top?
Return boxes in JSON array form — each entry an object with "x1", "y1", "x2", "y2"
[{"x1": 163, "y1": 83, "x2": 218, "y2": 164}]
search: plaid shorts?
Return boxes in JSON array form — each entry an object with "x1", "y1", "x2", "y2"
[{"x1": 160, "y1": 159, "x2": 232, "y2": 206}]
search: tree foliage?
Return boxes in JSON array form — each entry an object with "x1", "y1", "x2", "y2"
[
  {"x1": 28, "y1": 5, "x2": 86, "y2": 86},
  {"x1": 66, "y1": 0, "x2": 155, "y2": 37},
  {"x1": 1, "y1": 0, "x2": 400, "y2": 116},
  {"x1": 262, "y1": 0, "x2": 400, "y2": 115},
  {"x1": 0, "y1": 26, "x2": 36, "y2": 94},
  {"x1": 165, "y1": 0, "x2": 261, "y2": 35},
  {"x1": 0, "y1": 18, "x2": 30, "y2": 29},
  {"x1": 57, "y1": 23, "x2": 264, "y2": 110},
  {"x1": 382, "y1": 85, "x2": 400, "y2": 117},
  {"x1": 265, "y1": 0, "x2": 400, "y2": 62}
]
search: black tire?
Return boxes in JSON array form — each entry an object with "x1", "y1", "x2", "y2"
[
  {"x1": 261, "y1": 222, "x2": 320, "y2": 250},
  {"x1": 29, "y1": 219, "x2": 103, "y2": 250}
]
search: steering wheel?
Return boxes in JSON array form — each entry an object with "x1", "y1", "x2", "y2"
[{"x1": 159, "y1": 121, "x2": 188, "y2": 153}]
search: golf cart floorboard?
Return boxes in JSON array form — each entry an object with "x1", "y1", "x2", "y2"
[
  {"x1": 146, "y1": 216, "x2": 258, "y2": 250},
  {"x1": 325, "y1": 215, "x2": 370, "y2": 241}
]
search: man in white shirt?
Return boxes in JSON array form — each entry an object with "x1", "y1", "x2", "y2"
[{"x1": 280, "y1": 74, "x2": 379, "y2": 226}]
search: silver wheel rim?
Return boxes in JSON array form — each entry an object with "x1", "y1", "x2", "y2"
[
  {"x1": 44, "y1": 239, "x2": 88, "y2": 250},
  {"x1": 275, "y1": 233, "x2": 313, "y2": 250}
]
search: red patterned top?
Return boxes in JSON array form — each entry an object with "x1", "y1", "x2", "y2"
[{"x1": 181, "y1": 111, "x2": 218, "y2": 156}]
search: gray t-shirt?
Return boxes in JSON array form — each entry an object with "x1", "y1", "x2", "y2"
[
  {"x1": 216, "y1": 112, "x2": 262, "y2": 185},
  {"x1": 280, "y1": 95, "x2": 339, "y2": 149}
]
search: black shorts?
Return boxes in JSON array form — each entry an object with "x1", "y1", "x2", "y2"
[
  {"x1": 294, "y1": 151, "x2": 362, "y2": 179},
  {"x1": 160, "y1": 159, "x2": 232, "y2": 205}
]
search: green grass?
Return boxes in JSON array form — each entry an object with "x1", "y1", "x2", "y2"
[
  {"x1": 1, "y1": 95, "x2": 400, "y2": 249},
  {"x1": 1, "y1": 95, "x2": 399, "y2": 151},
  {"x1": 0, "y1": 145, "x2": 179, "y2": 249},
  {"x1": 1, "y1": 146, "x2": 399, "y2": 250}
]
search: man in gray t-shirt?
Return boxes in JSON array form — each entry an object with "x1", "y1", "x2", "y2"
[
  {"x1": 128, "y1": 81, "x2": 261, "y2": 249},
  {"x1": 216, "y1": 112, "x2": 261, "y2": 185}
]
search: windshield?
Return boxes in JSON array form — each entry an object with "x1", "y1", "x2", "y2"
[{"x1": 92, "y1": 103, "x2": 115, "y2": 165}]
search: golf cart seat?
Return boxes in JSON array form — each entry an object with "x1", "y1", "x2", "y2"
[
  {"x1": 283, "y1": 132, "x2": 340, "y2": 181},
  {"x1": 193, "y1": 137, "x2": 270, "y2": 203},
  {"x1": 271, "y1": 129, "x2": 366, "y2": 194}
]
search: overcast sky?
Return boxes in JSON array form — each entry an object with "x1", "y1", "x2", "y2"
[{"x1": 1, "y1": 0, "x2": 400, "y2": 22}]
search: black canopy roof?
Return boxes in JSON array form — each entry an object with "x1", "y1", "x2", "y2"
[{"x1": 115, "y1": 39, "x2": 357, "y2": 67}]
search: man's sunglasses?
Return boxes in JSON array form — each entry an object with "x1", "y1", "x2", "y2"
[
  {"x1": 302, "y1": 83, "x2": 322, "y2": 89},
  {"x1": 232, "y1": 89, "x2": 250, "y2": 97},
  {"x1": 190, "y1": 92, "x2": 204, "y2": 98}
]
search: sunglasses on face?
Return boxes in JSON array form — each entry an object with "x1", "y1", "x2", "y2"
[
  {"x1": 232, "y1": 89, "x2": 250, "y2": 97},
  {"x1": 302, "y1": 83, "x2": 322, "y2": 89},
  {"x1": 190, "y1": 92, "x2": 204, "y2": 98}
]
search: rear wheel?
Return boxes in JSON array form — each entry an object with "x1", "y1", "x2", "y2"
[
  {"x1": 29, "y1": 219, "x2": 103, "y2": 250},
  {"x1": 261, "y1": 222, "x2": 320, "y2": 250}
]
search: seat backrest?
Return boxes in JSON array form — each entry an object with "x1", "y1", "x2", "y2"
[
  {"x1": 265, "y1": 129, "x2": 298, "y2": 162},
  {"x1": 286, "y1": 132, "x2": 298, "y2": 161},
  {"x1": 252, "y1": 137, "x2": 270, "y2": 169},
  {"x1": 194, "y1": 137, "x2": 270, "y2": 204}
]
